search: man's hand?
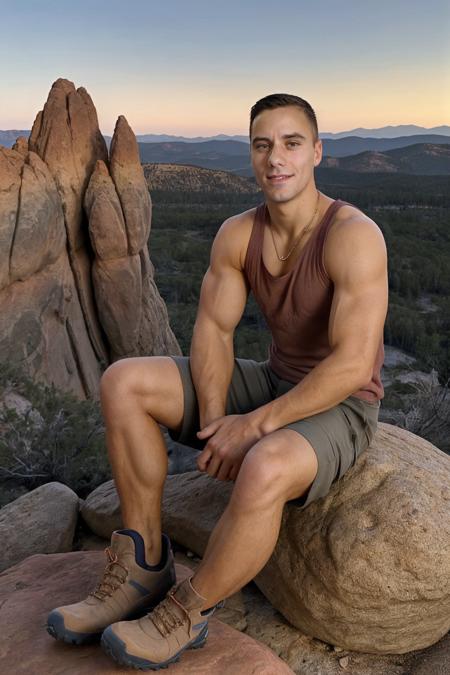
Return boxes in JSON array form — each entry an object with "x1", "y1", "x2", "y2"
[{"x1": 196, "y1": 413, "x2": 264, "y2": 481}]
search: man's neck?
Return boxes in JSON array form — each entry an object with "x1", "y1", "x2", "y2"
[{"x1": 266, "y1": 187, "x2": 328, "y2": 237}]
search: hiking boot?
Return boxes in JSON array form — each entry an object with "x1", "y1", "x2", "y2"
[
  {"x1": 101, "y1": 574, "x2": 225, "y2": 670},
  {"x1": 46, "y1": 529, "x2": 176, "y2": 645}
]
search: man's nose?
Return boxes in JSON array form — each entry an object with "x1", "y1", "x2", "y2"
[{"x1": 267, "y1": 144, "x2": 285, "y2": 166}]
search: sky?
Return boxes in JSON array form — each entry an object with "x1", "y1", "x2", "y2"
[{"x1": 1, "y1": 0, "x2": 449, "y2": 136}]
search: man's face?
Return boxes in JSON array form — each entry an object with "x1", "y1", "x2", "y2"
[{"x1": 250, "y1": 106, "x2": 322, "y2": 204}]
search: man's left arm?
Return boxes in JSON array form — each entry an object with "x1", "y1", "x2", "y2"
[{"x1": 250, "y1": 216, "x2": 389, "y2": 436}]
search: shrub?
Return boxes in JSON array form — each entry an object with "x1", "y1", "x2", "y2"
[{"x1": 0, "y1": 361, "x2": 111, "y2": 506}]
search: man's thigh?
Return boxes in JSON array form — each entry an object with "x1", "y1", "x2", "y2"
[
  {"x1": 279, "y1": 395, "x2": 379, "y2": 510},
  {"x1": 166, "y1": 356, "x2": 275, "y2": 450}
]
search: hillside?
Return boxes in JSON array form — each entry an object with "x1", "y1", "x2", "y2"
[
  {"x1": 143, "y1": 163, "x2": 260, "y2": 193},
  {"x1": 321, "y1": 143, "x2": 450, "y2": 175}
]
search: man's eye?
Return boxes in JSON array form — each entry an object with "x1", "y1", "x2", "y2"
[
  {"x1": 287, "y1": 142, "x2": 299, "y2": 147},
  {"x1": 255, "y1": 144, "x2": 268, "y2": 150}
]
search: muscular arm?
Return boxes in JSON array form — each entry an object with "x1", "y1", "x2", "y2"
[
  {"x1": 190, "y1": 216, "x2": 250, "y2": 429},
  {"x1": 250, "y1": 215, "x2": 388, "y2": 435}
]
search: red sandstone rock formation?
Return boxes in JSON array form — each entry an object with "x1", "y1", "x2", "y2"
[
  {"x1": 0, "y1": 553, "x2": 294, "y2": 674},
  {"x1": 0, "y1": 78, "x2": 180, "y2": 398}
]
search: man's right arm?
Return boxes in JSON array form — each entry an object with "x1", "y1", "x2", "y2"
[{"x1": 190, "y1": 215, "x2": 250, "y2": 430}]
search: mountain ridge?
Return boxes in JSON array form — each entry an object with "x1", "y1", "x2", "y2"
[{"x1": 1, "y1": 124, "x2": 449, "y2": 148}]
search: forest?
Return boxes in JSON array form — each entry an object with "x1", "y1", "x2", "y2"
[{"x1": 148, "y1": 171, "x2": 450, "y2": 387}]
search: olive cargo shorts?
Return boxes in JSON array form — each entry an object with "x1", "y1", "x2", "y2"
[{"x1": 167, "y1": 356, "x2": 380, "y2": 509}]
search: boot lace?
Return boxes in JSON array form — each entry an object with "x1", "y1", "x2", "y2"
[
  {"x1": 149, "y1": 590, "x2": 187, "y2": 637},
  {"x1": 88, "y1": 547, "x2": 129, "y2": 600}
]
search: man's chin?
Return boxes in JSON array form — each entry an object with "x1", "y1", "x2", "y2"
[{"x1": 264, "y1": 191, "x2": 295, "y2": 205}]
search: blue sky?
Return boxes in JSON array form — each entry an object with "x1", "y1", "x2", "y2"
[{"x1": 1, "y1": 0, "x2": 449, "y2": 135}]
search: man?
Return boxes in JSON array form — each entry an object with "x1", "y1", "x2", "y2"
[{"x1": 47, "y1": 93, "x2": 388, "y2": 670}]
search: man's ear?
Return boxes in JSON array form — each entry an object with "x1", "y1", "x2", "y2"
[{"x1": 313, "y1": 139, "x2": 323, "y2": 167}]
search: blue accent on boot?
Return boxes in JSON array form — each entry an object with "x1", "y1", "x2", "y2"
[
  {"x1": 101, "y1": 623, "x2": 208, "y2": 670},
  {"x1": 116, "y1": 529, "x2": 170, "y2": 572},
  {"x1": 46, "y1": 610, "x2": 102, "y2": 644}
]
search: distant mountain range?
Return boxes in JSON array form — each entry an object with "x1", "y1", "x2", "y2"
[
  {"x1": 3, "y1": 129, "x2": 449, "y2": 175},
  {"x1": 321, "y1": 143, "x2": 450, "y2": 175},
  {"x1": 1, "y1": 124, "x2": 449, "y2": 149},
  {"x1": 137, "y1": 140, "x2": 450, "y2": 176},
  {"x1": 120, "y1": 125, "x2": 450, "y2": 142},
  {"x1": 319, "y1": 125, "x2": 450, "y2": 139},
  {"x1": 137, "y1": 136, "x2": 450, "y2": 170}
]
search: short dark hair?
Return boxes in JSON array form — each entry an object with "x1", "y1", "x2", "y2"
[{"x1": 249, "y1": 93, "x2": 319, "y2": 143}]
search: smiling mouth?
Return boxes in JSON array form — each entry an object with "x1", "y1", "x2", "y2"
[{"x1": 267, "y1": 175, "x2": 292, "y2": 183}]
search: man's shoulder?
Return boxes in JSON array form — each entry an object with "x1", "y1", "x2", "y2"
[
  {"x1": 328, "y1": 201, "x2": 384, "y2": 242},
  {"x1": 217, "y1": 206, "x2": 259, "y2": 270},
  {"x1": 221, "y1": 205, "x2": 258, "y2": 230},
  {"x1": 324, "y1": 201, "x2": 387, "y2": 279}
]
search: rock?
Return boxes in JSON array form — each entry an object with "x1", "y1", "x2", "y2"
[
  {"x1": 84, "y1": 160, "x2": 128, "y2": 260},
  {"x1": 0, "y1": 77, "x2": 181, "y2": 397},
  {"x1": 158, "y1": 423, "x2": 450, "y2": 654},
  {"x1": 110, "y1": 115, "x2": 151, "y2": 256},
  {"x1": 83, "y1": 112, "x2": 179, "y2": 362},
  {"x1": 0, "y1": 482, "x2": 79, "y2": 572},
  {"x1": 92, "y1": 255, "x2": 142, "y2": 357},
  {"x1": 226, "y1": 578, "x2": 449, "y2": 675},
  {"x1": 0, "y1": 145, "x2": 22, "y2": 289},
  {"x1": 29, "y1": 78, "x2": 110, "y2": 384},
  {"x1": 10, "y1": 151, "x2": 66, "y2": 282},
  {"x1": 12, "y1": 135, "x2": 29, "y2": 156},
  {"x1": 75, "y1": 516, "x2": 449, "y2": 675},
  {"x1": 0, "y1": 390, "x2": 44, "y2": 428},
  {"x1": 77, "y1": 423, "x2": 450, "y2": 653},
  {"x1": 0, "y1": 126, "x2": 103, "y2": 398},
  {"x1": 29, "y1": 78, "x2": 108, "y2": 252},
  {"x1": 407, "y1": 633, "x2": 450, "y2": 674},
  {"x1": 257, "y1": 423, "x2": 450, "y2": 655},
  {"x1": 0, "y1": 552, "x2": 293, "y2": 674}
]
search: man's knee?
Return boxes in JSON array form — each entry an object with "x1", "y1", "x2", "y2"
[
  {"x1": 100, "y1": 356, "x2": 185, "y2": 431},
  {"x1": 232, "y1": 432, "x2": 318, "y2": 507},
  {"x1": 100, "y1": 357, "x2": 140, "y2": 403}
]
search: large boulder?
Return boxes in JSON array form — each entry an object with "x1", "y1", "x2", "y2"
[
  {"x1": 75, "y1": 423, "x2": 450, "y2": 653},
  {"x1": 0, "y1": 481, "x2": 79, "y2": 572},
  {"x1": 0, "y1": 552, "x2": 293, "y2": 674},
  {"x1": 159, "y1": 423, "x2": 449, "y2": 654},
  {"x1": 0, "y1": 78, "x2": 180, "y2": 399}
]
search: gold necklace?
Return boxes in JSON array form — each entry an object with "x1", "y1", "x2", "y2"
[{"x1": 269, "y1": 190, "x2": 321, "y2": 261}]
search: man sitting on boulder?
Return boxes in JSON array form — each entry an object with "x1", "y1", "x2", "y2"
[{"x1": 47, "y1": 92, "x2": 388, "y2": 670}]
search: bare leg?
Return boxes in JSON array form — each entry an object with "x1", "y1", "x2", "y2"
[
  {"x1": 190, "y1": 430, "x2": 318, "y2": 607},
  {"x1": 99, "y1": 357, "x2": 185, "y2": 565}
]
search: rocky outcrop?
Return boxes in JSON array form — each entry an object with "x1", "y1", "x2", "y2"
[
  {"x1": 84, "y1": 117, "x2": 177, "y2": 360},
  {"x1": 0, "y1": 481, "x2": 79, "y2": 572},
  {"x1": 80, "y1": 423, "x2": 450, "y2": 654},
  {"x1": 0, "y1": 78, "x2": 180, "y2": 398},
  {"x1": 0, "y1": 553, "x2": 293, "y2": 674}
]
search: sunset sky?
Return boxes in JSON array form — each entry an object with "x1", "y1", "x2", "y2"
[{"x1": 2, "y1": 0, "x2": 449, "y2": 136}]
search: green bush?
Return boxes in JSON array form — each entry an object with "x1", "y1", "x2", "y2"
[{"x1": 0, "y1": 361, "x2": 110, "y2": 506}]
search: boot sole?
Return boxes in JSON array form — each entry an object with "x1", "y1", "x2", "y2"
[
  {"x1": 100, "y1": 624, "x2": 208, "y2": 670},
  {"x1": 46, "y1": 598, "x2": 166, "y2": 646},
  {"x1": 46, "y1": 611, "x2": 102, "y2": 645}
]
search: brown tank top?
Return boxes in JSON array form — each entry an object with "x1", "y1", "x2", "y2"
[{"x1": 243, "y1": 198, "x2": 384, "y2": 403}]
